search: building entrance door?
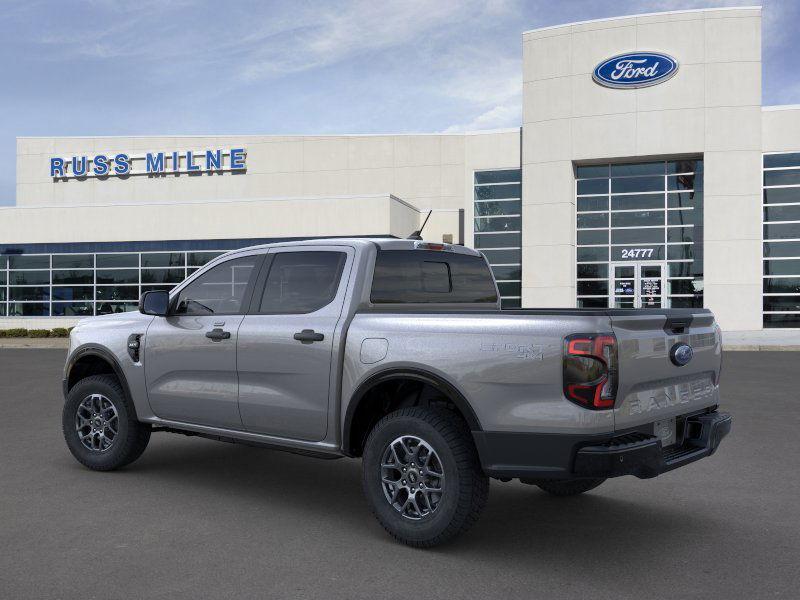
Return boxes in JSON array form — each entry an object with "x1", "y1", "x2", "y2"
[{"x1": 610, "y1": 262, "x2": 666, "y2": 308}]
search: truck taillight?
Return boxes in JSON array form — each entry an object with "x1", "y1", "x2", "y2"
[{"x1": 563, "y1": 333, "x2": 618, "y2": 410}]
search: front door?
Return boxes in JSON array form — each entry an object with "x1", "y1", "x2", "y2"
[
  {"x1": 237, "y1": 246, "x2": 353, "y2": 441},
  {"x1": 610, "y1": 262, "x2": 666, "y2": 308},
  {"x1": 144, "y1": 254, "x2": 262, "y2": 429}
]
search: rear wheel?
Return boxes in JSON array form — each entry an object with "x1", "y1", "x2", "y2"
[
  {"x1": 362, "y1": 407, "x2": 488, "y2": 547},
  {"x1": 62, "y1": 374, "x2": 151, "y2": 471},
  {"x1": 533, "y1": 478, "x2": 606, "y2": 497}
]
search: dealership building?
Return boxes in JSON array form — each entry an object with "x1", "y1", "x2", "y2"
[{"x1": 3, "y1": 6, "x2": 800, "y2": 332}]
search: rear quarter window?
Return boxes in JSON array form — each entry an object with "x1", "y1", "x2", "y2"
[{"x1": 370, "y1": 250, "x2": 498, "y2": 303}]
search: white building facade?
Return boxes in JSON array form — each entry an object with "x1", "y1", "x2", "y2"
[{"x1": 3, "y1": 6, "x2": 800, "y2": 331}]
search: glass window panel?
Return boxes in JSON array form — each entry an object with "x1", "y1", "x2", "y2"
[
  {"x1": 667, "y1": 227, "x2": 694, "y2": 243},
  {"x1": 141, "y1": 268, "x2": 185, "y2": 284},
  {"x1": 491, "y1": 265, "x2": 521, "y2": 281},
  {"x1": 480, "y1": 249, "x2": 521, "y2": 264},
  {"x1": 96, "y1": 269, "x2": 138, "y2": 284},
  {"x1": 667, "y1": 160, "x2": 702, "y2": 174},
  {"x1": 764, "y1": 170, "x2": 800, "y2": 187},
  {"x1": 474, "y1": 232, "x2": 521, "y2": 248},
  {"x1": 667, "y1": 191, "x2": 702, "y2": 209},
  {"x1": 141, "y1": 252, "x2": 186, "y2": 268},
  {"x1": 8, "y1": 302, "x2": 49, "y2": 316},
  {"x1": 577, "y1": 230, "x2": 608, "y2": 245},
  {"x1": 611, "y1": 194, "x2": 664, "y2": 210},
  {"x1": 764, "y1": 241, "x2": 800, "y2": 258},
  {"x1": 474, "y1": 184, "x2": 521, "y2": 200},
  {"x1": 764, "y1": 278, "x2": 800, "y2": 294},
  {"x1": 0, "y1": 289, "x2": 5, "y2": 301},
  {"x1": 141, "y1": 284, "x2": 176, "y2": 294},
  {"x1": 187, "y1": 252, "x2": 224, "y2": 267},
  {"x1": 500, "y1": 298, "x2": 521, "y2": 309},
  {"x1": 577, "y1": 247, "x2": 608, "y2": 262},
  {"x1": 764, "y1": 153, "x2": 800, "y2": 169},
  {"x1": 577, "y1": 213, "x2": 608, "y2": 228},
  {"x1": 669, "y1": 295, "x2": 704, "y2": 308},
  {"x1": 96, "y1": 302, "x2": 137, "y2": 315},
  {"x1": 9, "y1": 255, "x2": 49, "y2": 269},
  {"x1": 577, "y1": 264, "x2": 608, "y2": 279},
  {"x1": 9, "y1": 271, "x2": 50, "y2": 285},
  {"x1": 764, "y1": 205, "x2": 800, "y2": 223},
  {"x1": 576, "y1": 165, "x2": 608, "y2": 178},
  {"x1": 52, "y1": 302, "x2": 94, "y2": 316},
  {"x1": 667, "y1": 174, "x2": 701, "y2": 191},
  {"x1": 474, "y1": 200, "x2": 520, "y2": 216},
  {"x1": 764, "y1": 223, "x2": 800, "y2": 240},
  {"x1": 474, "y1": 170, "x2": 520, "y2": 184},
  {"x1": 578, "y1": 297, "x2": 608, "y2": 308},
  {"x1": 667, "y1": 209, "x2": 701, "y2": 225},
  {"x1": 763, "y1": 187, "x2": 800, "y2": 204},
  {"x1": 668, "y1": 262, "x2": 696, "y2": 277},
  {"x1": 52, "y1": 254, "x2": 93, "y2": 269},
  {"x1": 96, "y1": 254, "x2": 138, "y2": 268},
  {"x1": 611, "y1": 162, "x2": 664, "y2": 177},
  {"x1": 763, "y1": 296, "x2": 800, "y2": 312},
  {"x1": 0, "y1": 255, "x2": 6, "y2": 268},
  {"x1": 9, "y1": 287, "x2": 50, "y2": 301},
  {"x1": 0, "y1": 304, "x2": 5, "y2": 316},
  {"x1": 576, "y1": 179, "x2": 608, "y2": 195},
  {"x1": 577, "y1": 197, "x2": 608, "y2": 212},
  {"x1": 611, "y1": 176, "x2": 663, "y2": 194},
  {"x1": 764, "y1": 259, "x2": 800, "y2": 276},
  {"x1": 96, "y1": 285, "x2": 139, "y2": 301},
  {"x1": 175, "y1": 256, "x2": 259, "y2": 315},
  {"x1": 611, "y1": 210, "x2": 664, "y2": 228},
  {"x1": 474, "y1": 216, "x2": 520, "y2": 232},
  {"x1": 611, "y1": 228, "x2": 664, "y2": 244},
  {"x1": 577, "y1": 281, "x2": 608, "y2": 295},
  {"x1": 0, "y1": 271, "x2": 5, "y2": 285},
  {"x1": 52, "y1": 286, "x2": 94, "y2": 301},
  {"x1": 764, "y1": 314, "x2": 800, "y2": 328},
  {"x1": 52, "y1": 270, "x2": 93, "y2": 284},
  {"x1": 668, "y1": 279, "x2": 703, "y2": 295},
  {"x1": 667, "y1": 245, "x2": 695, "y2": 261},
  {"x1": 497, "y1": 281, "x2": 520, "y2": 296}
]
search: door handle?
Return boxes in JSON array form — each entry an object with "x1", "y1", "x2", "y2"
[
  {"x1": 205, "y1": 328, "x2": 231, "y2": 341},
  {"x1": 293, "y1": 329, "x2": 325, "y2": 343}
]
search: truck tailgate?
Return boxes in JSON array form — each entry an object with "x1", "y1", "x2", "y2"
[{"x1": 611, "y1": 310, "x2": 721, "y2": 432}]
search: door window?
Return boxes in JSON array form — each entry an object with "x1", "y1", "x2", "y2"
[
  {"x1": 611, "y1": 262, "x2": 665, "y2": 308},
  {"x1": 173, "y1": 256, "x2": 258, "y2": 315},
  {"x1": 258, "y1": 251, "x2": 347, "y2": 314}
]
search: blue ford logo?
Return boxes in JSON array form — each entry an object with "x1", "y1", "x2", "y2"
[
  {"x1": 593, "y1": 52, "x2": 679, "y2": 89},
  {"x1": 670, "y1": 343, "x2": 694, "y2": 367}
]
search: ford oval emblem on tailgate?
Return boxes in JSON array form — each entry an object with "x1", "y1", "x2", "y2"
[{"x1": 670, "y1": 343, "x2": 694, "y2": 366}]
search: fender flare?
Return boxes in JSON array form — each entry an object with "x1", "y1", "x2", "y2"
[
  {"x1": 65, "y1": 344, "x2": 136, "y2": 417},
  {"x1": 342, "y1": 367, "x2": 482, "y2": 457}
]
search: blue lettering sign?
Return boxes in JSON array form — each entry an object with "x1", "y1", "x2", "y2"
[
  {"x1": 93, "y1": 154, "x2": 109, "y2": 176},
  {"x1": 206, "y1": 149, "x2": 221, "y2": 170},
  {"x1": 593, "y1": 52, "x2": 678, "y2": 89},
  {"x1": 146, "y1": 152, "x2": 165, "y2": 173},
  {"x1": 113, "y1": 153, "x2": 130, "y2": 175},
  {"x1": 50, "y1": 158, "x2": 65, "y2": 177},
  {"x1": 171, "y1": 151, "x2": 180, "y2": 172},
  {"x1": 186, "y1": 150, "x2": 200, "y2": 172},
  {"x1": 230, "y1": 148, "x2": 246, "y2": 170},
  {"x1": 72, "y1": 156, "x2": 88, "y2": 177}
]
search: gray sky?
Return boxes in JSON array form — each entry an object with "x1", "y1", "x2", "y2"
[{"x1": 1, "y1": 0, "x2": 798, "y2": 206}]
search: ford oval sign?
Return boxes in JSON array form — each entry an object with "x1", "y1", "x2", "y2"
[
  {"x1": 593, "y1": 52, "x2": 679, "y2": 89},
  {"x1": 670, "y1": 343, "x2": 694, "y2": 367}
]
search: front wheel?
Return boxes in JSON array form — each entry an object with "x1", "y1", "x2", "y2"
[
  {"x1": 62, "y1": 374, "x2": 151, "y2": 471},
  {"x1": 362, "y1": 407, "x2": 489, "y2": 547}
]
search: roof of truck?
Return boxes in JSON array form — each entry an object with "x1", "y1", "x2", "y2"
[{"x1": 233, "y1": 237, "x2": 484, "y2": 256}]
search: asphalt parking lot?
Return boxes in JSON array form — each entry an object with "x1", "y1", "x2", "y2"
[{"x1": 1, "y1": 349, "x2": 798, "y2": 599}]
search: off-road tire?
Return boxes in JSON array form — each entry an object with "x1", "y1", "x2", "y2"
[
  {"x1": 534, "y1": 478, "x2": 606, "y2": 496},
  {"x1": 362, "y1": 407, "x2": 489, "y2": 548},
  {"x1": 62, "y1": 374, "x2": 151, "y2": 471}
]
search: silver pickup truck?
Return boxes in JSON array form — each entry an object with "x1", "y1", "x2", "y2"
[{"x1": 62, "y1": 238, "x2": 731, "y2": 547}]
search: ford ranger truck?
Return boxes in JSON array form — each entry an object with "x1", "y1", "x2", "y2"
[{"x1": 62, "y1": 238, "x2": 731, "y2": 547}]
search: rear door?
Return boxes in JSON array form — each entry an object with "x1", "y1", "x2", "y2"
[
  {"x1": 611, "y1": 310, "x2": 721, "y2": 433},
  {"x1": 236, "y1": 246, "x2": 353, "y2": 441}
]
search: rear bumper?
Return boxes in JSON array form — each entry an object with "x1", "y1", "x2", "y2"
[{"x1": 473, "y1": 410, "x2": 731, "y2": 480}]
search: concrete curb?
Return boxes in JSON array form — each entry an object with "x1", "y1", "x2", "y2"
[
  {"x1": 0, "y1": 339, "x2": 70, "y2": 349},
  {"x1": 723, "y1": 344, "x2": 800, "y2": 351}
]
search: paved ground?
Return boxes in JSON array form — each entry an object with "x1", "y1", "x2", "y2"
[{"x1": 1, "y1": 349, "x2": 798, "y2": 599}]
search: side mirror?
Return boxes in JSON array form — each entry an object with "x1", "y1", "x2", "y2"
[{"x1": 139, "y1": 290, "x2": 170, "y2": 316}]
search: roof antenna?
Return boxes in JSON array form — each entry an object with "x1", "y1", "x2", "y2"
[{"x1": 407, "y1": 210, "x2": 433, "y2": 240}]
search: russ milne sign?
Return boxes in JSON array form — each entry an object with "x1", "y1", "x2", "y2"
[
  {"x1": 50, "y1": 148, "x2": 246, "y2": 179},
  {"x1": 593, "y1": 52, "x2": 678, "y2": 89}
]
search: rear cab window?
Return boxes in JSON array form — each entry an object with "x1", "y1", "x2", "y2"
[{"x1": 370, "y1": 250, "x2": 498, "y2": 304}]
